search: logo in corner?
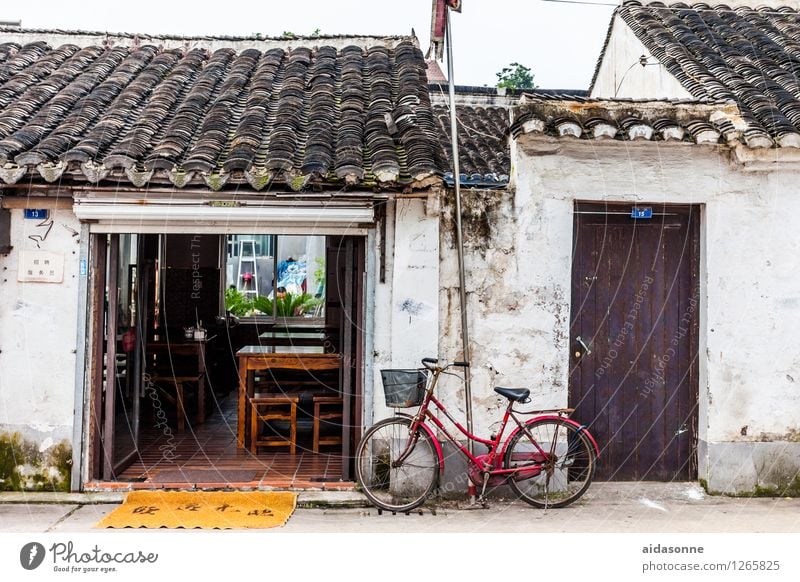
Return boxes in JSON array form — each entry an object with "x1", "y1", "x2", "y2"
[{"x1": 19, "y1": 542, "x2": 46, "y2": 570}]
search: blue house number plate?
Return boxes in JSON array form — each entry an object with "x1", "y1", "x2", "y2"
[
  {"x1": 631, "y1": 207, "x2": 653, "y2": 219},
  {"x1": 24, "y1": 209, "x2": 48, "y2": 220}
]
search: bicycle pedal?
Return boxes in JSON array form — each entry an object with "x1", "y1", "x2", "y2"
[{"x1": 462, "y1": 500, "x2": 490, "y2": 510}]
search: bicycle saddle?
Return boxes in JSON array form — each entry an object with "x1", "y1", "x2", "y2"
[{"x1": 494, "y1": 387, "x2": 530, "y2": 402}]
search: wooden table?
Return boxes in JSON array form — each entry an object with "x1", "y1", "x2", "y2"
[{"x1": 236, "y1": 346, "x2": 340, "y2": 448}]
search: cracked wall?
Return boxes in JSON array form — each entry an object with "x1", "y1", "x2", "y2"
[{"x1": 437, "y1": 187, "x2": 572, "y2": 433}]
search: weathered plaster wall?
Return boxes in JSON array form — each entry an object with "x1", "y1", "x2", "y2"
[
  {"x1": 0, "y1": 200, "x2": 80, "y2": 490},
  {"x1": 438, "y1": 188, "x2": 572, "y2": 435},
  {"x1": 591, "y1": 14, "x2": 693, "y2": 100},
  {"x1": 507, "y1": 135, "x2": 800, "y2": 494},
  {"x1": 371, "y1": 198, "x2": 440, "y2": 422}
]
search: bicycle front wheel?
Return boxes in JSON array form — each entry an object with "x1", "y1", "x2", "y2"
[
  {"x1": 503, "y1": 418, "x2": 596, "y2": 508},
  {"x1": 355, "y1": 416, "x2": 440, "y2": 512}
]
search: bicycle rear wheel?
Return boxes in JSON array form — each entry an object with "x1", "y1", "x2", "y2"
[
  {"x1": 503, "y1": 418, "x2": 595, "y2": 508},
  {"x1": 355, "y1": 416, "x2": 440, "y2": 512}
]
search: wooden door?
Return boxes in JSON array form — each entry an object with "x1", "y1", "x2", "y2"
[
  {"x1": 569, "y1": 203, "x2": 700, "y2": 481},
  {"x1": 326, "y1": 236, "x2": 366, "y2": 481},
  {"x1": 89, "y1": 234, "x2": 145, "y2": 480}
]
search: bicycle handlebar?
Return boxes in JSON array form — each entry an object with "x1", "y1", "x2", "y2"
[{"x1": 421, "y1": 357, "x2": 470, "y2": 370}]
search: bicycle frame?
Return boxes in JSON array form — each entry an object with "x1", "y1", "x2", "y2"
[{"x1": 398, "y1": 365, "x2": 599, "y2": 482}]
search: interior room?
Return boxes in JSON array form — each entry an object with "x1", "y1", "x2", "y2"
[{"x1": 89, "y1": 232, "x2": 365, "y2": 487}]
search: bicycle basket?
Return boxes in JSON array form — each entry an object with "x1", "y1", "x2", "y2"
[{"x1": 380, "y1": 369, "x2": 427, "y2": 408}]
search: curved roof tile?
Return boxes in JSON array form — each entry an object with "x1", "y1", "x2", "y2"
[
  {"x1": 601, "y1": 1, "x2": 800, "y2": 146},
  {"x1": 0, "y1": 32, "x2": 442, "y2": 191}
]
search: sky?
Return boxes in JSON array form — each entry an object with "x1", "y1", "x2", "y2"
[{"x1": 1, "y1": 0, "x2": 618, "y2": 90}]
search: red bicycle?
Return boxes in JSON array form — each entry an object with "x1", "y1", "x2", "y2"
[{"x1": 355, "y1": 358, "x2": 600, "y2": 512}]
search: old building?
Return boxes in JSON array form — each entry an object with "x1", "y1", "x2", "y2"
[
  {"x1": 0, "y1": 28, "x2": 451, "y2": 491},
  {"x1": 487, "y1": 0, "x2": 800, "y2": 494},
  {"x1": 4, "y1": 1, "x2": 799, "y2": 497}
]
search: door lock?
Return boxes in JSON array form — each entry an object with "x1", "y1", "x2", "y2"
[{"x1": 575, "y1": 335, "x2": 592, "y2": 358}]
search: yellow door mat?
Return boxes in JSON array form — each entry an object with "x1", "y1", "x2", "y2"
[{"x1": 96, "y1": 491, "x2": 297, "y2": 529}]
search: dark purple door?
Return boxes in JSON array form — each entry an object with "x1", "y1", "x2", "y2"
[{"x1": 569, "y1": 203, "x2": 699, "y2": 481}]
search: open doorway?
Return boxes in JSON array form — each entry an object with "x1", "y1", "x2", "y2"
[{"x1": 87, "y1": 233, "x2": 366, "y2": 487}]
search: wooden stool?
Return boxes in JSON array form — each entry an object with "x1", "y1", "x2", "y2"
[
  {"x1": 312, "y1": 396, "x2": 344, "y2": 453},
  {"x1": 150, "y1": 374, "x2": 204, "y2": 432},
  {"x1": 251, "y1": 395, "x2": 300, "y2": 454}
]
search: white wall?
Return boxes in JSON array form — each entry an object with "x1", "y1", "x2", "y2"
[
  {"x1": 371, "y1": 198, "x2": 440, "y2": 421},
  {"x1": 508, "y1": 134, "x2": 800, "y2": 492},
  {"x1": 437, "y1": 190, "x2": 573, "y2": 432},
  {"x1": 0, "y1": 202, "x2": 81, "y2": 447},
  {"x1": 591, "y1": 14, "x2": 694, "y2": 100}
]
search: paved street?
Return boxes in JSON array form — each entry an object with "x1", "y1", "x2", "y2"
[{"x1": 1, "y1": 482, "x2": 799, "y2": 533}]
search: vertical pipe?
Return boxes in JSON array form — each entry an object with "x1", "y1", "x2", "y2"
[{"x1": 445, "y1": 9, "x2": 474, "y2": 455}]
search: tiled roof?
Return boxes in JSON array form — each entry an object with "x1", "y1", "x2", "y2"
[
  {"x1": 596, "y1": 1, "x2": 800, "y2": 148},
  {"x1": 429, "y1": 88, "x2": 589, "y2": 186},
  {"x1": 512, "y1": 96, "x2": 742, "y2": 145},
  {"x1": 433, "y1": 104, "x2": 510, "y2": 184},
  {"x1": 0, "y1": 29, "x2": 443, "y2": 191}
]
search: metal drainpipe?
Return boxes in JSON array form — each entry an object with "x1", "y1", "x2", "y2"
[{"x1": 445, "y1": 9, "x2": 474, "y2": 456}]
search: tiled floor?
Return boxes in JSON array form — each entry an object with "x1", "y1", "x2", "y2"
[{"x1": 88, "y1": 394, "x2": 353, "y2": 491}]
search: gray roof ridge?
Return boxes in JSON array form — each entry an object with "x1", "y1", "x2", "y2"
[
  {"x1": 0, "y1": 27, "x2": 417, "y2": 50},
  {"x1": 521, "y1": 94, "x2": 732, "y2": 106},
  {"x1": 620, "y1": 1, "x2": 800, "y2": 12}
]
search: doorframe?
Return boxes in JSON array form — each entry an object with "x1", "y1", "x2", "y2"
[
  {"x1": 332, "y1": 234, "x2": 369, "y2": 481},
  {"x1": 568, "y1": 201, "x2": 704, "y2": 480},
  {"x1": 84, "y1": 234, "x2": 145, "y2": 481},
  {"x1": 70, "y1": 224, "x2": 91, "y2": 492},
  {"x1": 79, "y1": 228, "x2": 374, "y2": 486},
  {"x1": 102, "y1": 234, "x2": 119, "y2": 481},
  {"x1": 86, "y1": 232, "x2": 107, "y2": 483}
]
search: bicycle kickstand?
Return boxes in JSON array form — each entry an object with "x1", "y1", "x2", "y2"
[
  {"x1": 478, "y1": 473, "x2": 491, "y2": 507},
  {"x1": 465, "y1": 473, "x2": 491, "y2": 509}
]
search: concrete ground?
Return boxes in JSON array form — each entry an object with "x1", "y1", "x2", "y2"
[{"x1": 1, "y1": 482, "x2": 799, "y2": 532}]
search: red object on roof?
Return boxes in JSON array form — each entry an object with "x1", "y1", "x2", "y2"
[
  {"x1": 428, "y1": 0, "x2": 462, "y2": 60},
  {"x1": 425, "y1": 60, "x2": 447, "y2": 83}
]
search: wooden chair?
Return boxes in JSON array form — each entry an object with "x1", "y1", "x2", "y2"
[
  {"x1": 250, "y1": 395, "x2": 300, "y2": 454},
  {"x1": 147, "y1": 341, "x2": 206, "y2": 432},
  {"x1": 312, "y1": 396, "x2": 344, "y2": 453},
  {"x1": 150, "y1": 374, "x2": 204, "y2": 432}
]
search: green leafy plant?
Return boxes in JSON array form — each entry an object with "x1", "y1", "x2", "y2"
[
  {"x1": 224, "y1": 287, "x2": 255, "y2": 317},
  {"x1": 496, "y1": 62, "x2": 536, "y2": 90},
  {"x1": 313, "y1": 257, "x2": 326, "y2": 287},
  {"x1": 253, "y1": 292, "x2": 322, "y2": 317}
]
